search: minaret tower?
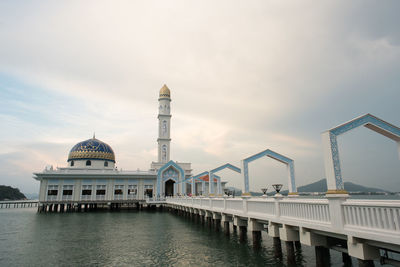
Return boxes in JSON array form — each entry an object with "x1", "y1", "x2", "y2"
[{"x1": 158, "y1": 84, "x2": 171, "y2": 163}]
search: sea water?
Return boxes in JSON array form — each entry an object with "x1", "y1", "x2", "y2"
[{"x1": 0, "y1": 207, "x2": 372, "y2": 267}]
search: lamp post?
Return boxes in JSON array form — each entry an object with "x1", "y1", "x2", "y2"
[
  {"x1": 261, "y1": 187, "x2": 268, "y2": 198},
  {"x1": 272, "y1": 184, "x2": 283, "y2": 197},
  {"x1": 223, "y1": 188, "x2": 229, "y2": 198}
]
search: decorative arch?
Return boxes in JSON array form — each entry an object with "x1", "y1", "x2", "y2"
[
  {"x1": 322, "y1": 113, "x2": 400, "y2": 195},
  {"x1": 209, "y1": 163, "x2": 241, "y2": 196},
  {"x1": 184, "y1": 171, "x2": 208, "y2": 196},
  {"x1": 157, "y1": 161, "x2": 185, "y2": 197},
  {"x1": 241, "y1": 149, "x2": 297, "y2": 196}
]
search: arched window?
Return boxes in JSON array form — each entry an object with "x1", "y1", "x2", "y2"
[
  {"x1": 104, "y1": 161, "x2": 108, "y2": 167},
  {"x1": 70, "y1": 161, "x2": 74, "y2": 167},
  {"x1": 86, "y1": 160, "x2": 91, "y2": 166},
  {"x1": 162, "y1": 145, "x2": 167, "y2": 161}
]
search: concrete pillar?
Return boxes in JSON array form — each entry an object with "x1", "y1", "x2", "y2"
[
  {"x1": 224, "y1": 221, "x2": 230, "y2": 236},
  {"x1": 285, "y1": 241, "x2": 296, "y2": 266},
  {"x1": 315, "y1": 246, "x2": 330, "y2": 267},
  {"x1": 273, "y1": 237, "x2": 283, "y2": 259},
  {"x1": 248, "y1": 219, "x2": 263, "y2": 249},
  {"x1": 295, "y1": 240, "x2": 302, "y2": 250},
  {"x1": 347, "y1": 236, "x2": 379, "y2": 262},
  {"x1": 358, "y1": 259, "x2": 374, "y2": 267},
  {"x1": 215, "y1": 219, "x2": 221, "y2": 232},
  {"x1": 252, "y1": 231, "x2": 262, "y2": 249},
  {"x1": 239, "y1": 226, "x2": 247, "y2": 243},
  {"x1": 234, "y1": 217, "x2": 247, "y2": 242},
  {"x1": 212, "y1": 213, "x2": 221, "y2": 232},
  {"x1": 342, "y1": 252, "x2": 352, "y2": 266}
]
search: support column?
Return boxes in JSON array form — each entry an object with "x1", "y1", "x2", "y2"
[
  {"x1": 295, "y1": 241, "x2": 302, "y2": 250},
  {"x1": 358, "y1": 259, "x2": 374, "y2": 267},
  {"x1": 213, "y1": 213, "x2": 221, "y2": 232},
  {"x1": 342, "y1": 252, "x2": 352, "y2": 266},
  {"x1": 348, "y1": 236, "x2": 379, "y2": 263},
  {"x1": 285, "y1": 241, "x2": 296, "y2": 266},
  {"x1": 234, "y1": 217, "x2": 247, "y2": 243},
  {"x1": 222, "y1": 214, "x2": 231, "y2": 236},
  {"x1": 273, "y1": 237, "x2": 283, "y2": 260},
  {"x1": 239, "y1": 226, "x2": 247, "y2": 243},
  {"x1": 315, "y1": 246, "x2": 330, "y2": 267},
  {"x1": 248, "y1": 219, "x2": 263, "y2": 249},
  {"x1": 224, "y1": 221, "x2": 230, "y2": 235}
]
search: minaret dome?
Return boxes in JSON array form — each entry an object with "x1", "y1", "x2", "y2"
[{"x1": 159, "y1": 84, "x2": 171, "y2": 99}]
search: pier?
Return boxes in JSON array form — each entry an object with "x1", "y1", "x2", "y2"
[
  {"x1": 0, "y1": 200, "x2": 38, "y2": 209},
  {"x1": 166, "y1": 195, "x2": 400, "y2": 266}
]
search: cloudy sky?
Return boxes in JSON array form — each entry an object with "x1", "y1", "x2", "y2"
[{"x1": 0, "y1": 1, "x2": 399, "y2": 194}]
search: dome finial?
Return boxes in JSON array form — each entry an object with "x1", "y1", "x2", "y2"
[{"x1": 93, "y1": 132, "x2": 95, "y2": 139}]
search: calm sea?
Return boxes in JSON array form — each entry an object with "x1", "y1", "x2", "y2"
[{"x1": 0, "y1": 206, "x2": 381, "y2": 267}]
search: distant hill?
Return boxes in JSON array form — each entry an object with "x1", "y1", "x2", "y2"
[
  {"x1": 227, "y1": 179, "x2": 388, "y2": 196},
  {"x1": 0, "y1": 185, "x2": 27, "y2": 201},
  {"x1": 295, "y1": 179, "x2": 388, "y2": 193}
]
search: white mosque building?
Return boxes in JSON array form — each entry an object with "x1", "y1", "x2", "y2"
[{"x1": 34, "y1": 85, "x2": 221, "y2": 208}]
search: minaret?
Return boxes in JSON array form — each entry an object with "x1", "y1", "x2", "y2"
[{"x1": 158, "y1": 84, "x2": 171, "y2": 163}]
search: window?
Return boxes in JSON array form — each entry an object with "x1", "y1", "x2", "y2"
[
  {"x1": 144, "y1": 185, "x2": 153, "y2": 198},
  {"x1": 128, "y1": 186, "x2": 137, "y2": 195},
  {"x1": 48, "y1": 189, "x2": 58, "y2": 195},
  {"x1": 96, "y1": 189, "x2": 106, "y2": 195},
  {"x1": 63, "y1": 190, "x2": 73, "y2": 195},
  {"x1": 114, "y1": 189, "x2": 123, "y2": 195},
  {"x1": 81, "y1": 185, "x2": 92, "y2": 199},
  {"x1": 86, "y1": 160, "x2": 91, "y2": 166},
  {"x1": 82, "y1": 190, "x2": 92, "y2": 195},
  {"x1": 47, "y1": 185, "x2": 58, "y2": 201},
  {"x1": 96, "y1": 185, "x2": 106, "y2": 195},
  {"x1": 70, "y1": 161, "x2": 74, "y2": 167},
  {"x1": 104, "y1": 161, "x2": 108, "y2": 167}
]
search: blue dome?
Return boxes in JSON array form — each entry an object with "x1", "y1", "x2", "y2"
[{"x1": 68, "y1": 137, "x2": 115, "y2": 163}]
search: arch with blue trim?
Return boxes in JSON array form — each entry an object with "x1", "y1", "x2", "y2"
[
  {"x1": 322, "y1": 113, "x2": 400, "y2": 195},
  {"x1": 188, "y1": 171, "x2": 208, "y2": 196},
  {"x1": 241, "y1": 149, "x2": 297, "y2": 196},
  {"x1": 156, "y1": 160, "x2": 185, "y2": 197},
  {"x1": 209, "y1": 163, "x2": 241, "y2": 196}
]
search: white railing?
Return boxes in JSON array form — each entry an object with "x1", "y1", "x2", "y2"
[
  {"x1": 343, "y1": 200, "x2": 400, "y2": 232},
  {"x1": 127, "y1": 194, "x2": 138, "y2": 200},
  {"x1": 166, "y1": 197, "x2": 400, "y2": 246},
  {"x1": 280, "y1": 199, "x2": 330, "y2": 223}
]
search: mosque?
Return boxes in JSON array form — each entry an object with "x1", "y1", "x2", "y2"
[{"x1": 34, "y1": 85, "x2": 223, "y2": 207}]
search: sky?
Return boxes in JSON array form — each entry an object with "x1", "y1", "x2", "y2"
[{"x1": 0, "y1": 1, "x2": 399, "y2": 194}]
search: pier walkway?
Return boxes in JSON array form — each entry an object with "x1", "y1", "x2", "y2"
[
  {"x1": 0, "y1": 200, "x2": 38, "y2": 209},
  {"x1": 166, "y1": 196, "x2": 400, "y2": 266}
]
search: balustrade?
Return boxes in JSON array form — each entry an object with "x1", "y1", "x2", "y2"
[
  {"x1": 343, "y1": 200, "x2": 400, "y2": 232},
  {"x1": 166, "y1": 196, "x2": 400, "y2": 246}
]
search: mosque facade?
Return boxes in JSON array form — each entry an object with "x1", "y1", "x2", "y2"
[{"x1": 34, "y1": 85, "x2": 222, "y2": 205}]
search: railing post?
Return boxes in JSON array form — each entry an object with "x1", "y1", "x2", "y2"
[
  {"x1": 327, "y1": 195, "x2": 348, "y2": 232},
  {"x1": 274, "y1": 195, "x2": 283, "y2": 218},
  {"x1": 242, "y1": 195, "x2": 250, "y2": 215}
]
